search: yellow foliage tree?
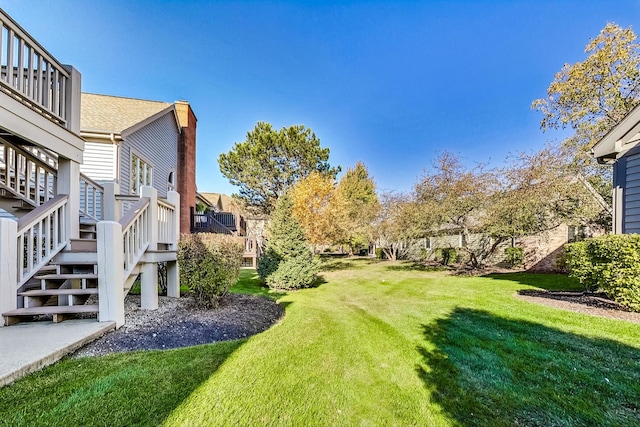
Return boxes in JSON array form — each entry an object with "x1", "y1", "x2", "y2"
[{"x1": 290, "y1": 172, "x2": 343, "y2": 249}]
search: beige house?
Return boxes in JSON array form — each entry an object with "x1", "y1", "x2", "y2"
[{"x1": 195, "y1": 192, "x2": 266, "y2": 268}]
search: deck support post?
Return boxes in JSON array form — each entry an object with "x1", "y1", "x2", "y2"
[
  {"x1": 97, "y1": 221, "x2": 124, "y2": 328},
  {"x1": 0, "y1": 218, "x2": 18, "y2": 326}
]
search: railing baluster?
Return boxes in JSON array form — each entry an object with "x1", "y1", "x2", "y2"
[
  {"x1": 6, "y1": 28, "x2": 13, "y2": 86},
  {"x1": 36, "y1": 53, "x2": 43, "y2": 105},
  {"x1": 45, "y1": 213, "x2": 51, "y2": 257},
  {"x1": 52, "y1": 68, "x2": 59, "y2": 116},
  {"x1": 27, "y1": 226, "x2": 33, "y2": 273},
  {"x1": 27, "y1": 45, "x2": 34, "y2": 99}
]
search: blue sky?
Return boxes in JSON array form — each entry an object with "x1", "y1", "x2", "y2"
[{"x1": 2, "y1": 0, "x2": 639, "y2": 194}]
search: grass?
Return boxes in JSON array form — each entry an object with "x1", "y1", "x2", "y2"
[{"x1": 1, "y1": 259, "x2": 640, "y2": 426}]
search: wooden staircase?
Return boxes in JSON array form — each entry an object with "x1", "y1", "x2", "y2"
[{"x1": 2, "y1": 219, "x2": 100, "y2": 325}]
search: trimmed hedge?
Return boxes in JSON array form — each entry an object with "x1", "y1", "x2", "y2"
[
  {"x1": 565, "y1": 234, "x2": 640, "y2": 311},
  {"x1": 178, "y1": 233, "x2": 244, "y2": 307}
]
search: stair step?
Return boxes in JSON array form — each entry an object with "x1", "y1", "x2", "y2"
[
  {"x1": 53, "y1": 251, "x2": 97, "y2": 264},
  {"x1": 3, "y1": 304, "x2": 99, "y2": 325},
  {"x1": 18, "y1": 288, "x2": 98, "y2": 297},
  {"x1": 69, "y1": 239, "x2": 97, "y2": 252},
  {"x1": 35, "y1": 273, "x2": 98, "y2": 280},
  {"x1": 50, "y1": 259, "x2": 97, "y2": 266}
]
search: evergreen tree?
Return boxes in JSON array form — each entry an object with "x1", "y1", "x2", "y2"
[{"x1": 257, "y1": 194, "x2": 321, "y2": 289}]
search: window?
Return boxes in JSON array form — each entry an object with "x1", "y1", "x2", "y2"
[
  {"x1": 130, "y1": 153, "x2": 153, "y2": 195},
  {"x1": 567, "y1": 225, "x2": 590, "y2": 243},
  {"x1": 168, "y1": 171, "x2": 175, "y2": 191},
  {"x1": 424, "y1": 237, "x2": 431, "y2": 249}
]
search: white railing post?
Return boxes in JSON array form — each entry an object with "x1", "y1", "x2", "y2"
[
  {"x1": 56, "y1": 158, "x2": 80, "y2": 240},
  {"x1": 141, "y1": 186, "x2": 158, "y2": 251},
  {"x1": 62, "y1": 65, "x2": 81, "y2": 134},
  {"x1": 167, "y1": 190, "x2": 180, "y2": 298},
  {"x1": 103, "y1": 182, "x2": 119, "y2": 221},
  {"x1": 0, "y1": 218, "x2": 18, "y2": 326},
  {"x1": 97, "y1": 221, "x2": 125, "y2": 328},
  {"x1": 140, "y1": 186, "x2": 158, "y2": 309},
  {"x1": 167, "y1": 190, "x2": 180, "y2": 249}
]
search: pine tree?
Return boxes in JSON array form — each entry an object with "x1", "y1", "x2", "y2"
[{"x1": 257, "y1": 194, "x2": 321, "y2": 289}]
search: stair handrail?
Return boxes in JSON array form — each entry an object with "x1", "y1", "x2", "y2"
[
  {"x1": 23, "y1": 145, "x2": 58, "y2": 169},
  {"x1": 16, "y1": 194, "x2": 68, "y2": 287},
  {"x1": 119, "y1": 196, "x2": 150, "y2": 279},
  {"x1": 79, "y1": 173, "x2": 104, "y2": 221}
]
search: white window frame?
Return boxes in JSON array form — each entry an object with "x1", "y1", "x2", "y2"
[{"x1": 130, "y1": 151, "x2": 153, "y2": 195}]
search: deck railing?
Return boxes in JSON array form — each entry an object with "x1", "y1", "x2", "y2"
[
  {"x1": 119, "y1": 197, "x2": 150, "y2": 279},
  {"x1": 0, "y1": 8, "x2": 73, "y2": 128},
  {"x1": 0, "y1": 139, "x2": 56, "y2": 207},
  {"x1": 190, "y1": 211, "x2": 233, "y2": 234},
  {"x1": 16, "y1": 194, "x2": 68, "y2": 287},
  {"x1": 79, "y1": 173, "x2": 103, "y2": 221},
  {"x1": 157, "y1": 198, "x2": 175, "y2": 246}
]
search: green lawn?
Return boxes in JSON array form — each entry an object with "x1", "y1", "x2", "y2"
[{"x1": 1, "y1": 259, "x2": 640, "y2": 426}]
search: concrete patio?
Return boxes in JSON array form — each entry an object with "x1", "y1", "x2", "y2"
[{"x1": 0, "y1": 320, "x2": 114, "y2": 387}]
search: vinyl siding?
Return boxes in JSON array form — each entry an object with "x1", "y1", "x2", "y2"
[
  {"x1": 625, "y1": 152, "x2": 640, "y2": 233},
  {"x1": 120, "y1": 111, "x2": 179, "y2": 199},
  {"x1": 79, "y1": 141, "x2": 117, "y2": 181}
]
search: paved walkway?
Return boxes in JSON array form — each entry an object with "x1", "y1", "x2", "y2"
[{"x1": 0, "y1": 319, "x2": 115, "y2": 387}]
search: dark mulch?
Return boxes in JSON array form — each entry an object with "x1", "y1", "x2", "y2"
[
  {"x1": 516, "y1": 290, "x2": 640, "y2": 324},
  {"x1": 74, "y1": 293, "x2": 284, "y2": 357}
]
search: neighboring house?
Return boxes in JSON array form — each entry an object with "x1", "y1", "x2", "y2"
[
  {"x1": 194, "y1": 192, "x2": 266, "y2": 268},
  {"x1": 383, "y1": 178, "x2": 610, "y2": 271},
  {"x1": 0, "y1": 9, "x2": 180, "y2": 328},
  {"x1": 80, "y1": 93, "x2": 197, "y2": 235},
  {"x1": 593, "y1": 103, "x2": 640, "y2": 234}
]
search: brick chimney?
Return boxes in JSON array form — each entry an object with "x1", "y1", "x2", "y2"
[{"x1": 175, "y1": 101, "x2": 197, "y2": 235}]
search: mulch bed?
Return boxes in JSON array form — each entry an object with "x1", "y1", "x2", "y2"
[
  {"x1": 516, "y1": 290, "x2": 640, "y2": 324},
  {"x1": 73, "y1": 293, "x2": 284, "y2": 357}
]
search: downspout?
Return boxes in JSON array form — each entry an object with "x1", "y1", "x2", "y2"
[{"x1": 110, "y1": 133, "x2": 120, "y2": 184}]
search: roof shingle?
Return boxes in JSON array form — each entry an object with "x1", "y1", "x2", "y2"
[{"x1": 81, "y1": 93, "x2": 172, "y2": 133}]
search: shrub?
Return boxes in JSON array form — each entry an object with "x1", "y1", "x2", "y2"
[
  {"x1": 565, "y1": 235, "x2": 640, "y2": 311},
  {"x1": 375, "y1": 248, "x2": 384, "y2": 259},
  {"x1": 258, "y1": 194, "x2": 320, "y2": 289},
  {"x1": 504, "y1": 247, "x2": 524, "y2": 267},
  {"x1": 178, "y1": 233, "x2": 244, "y2": 307},
  {"x1": 440, "y1": 247, "x2": 457, "y2": 265},
  {"x1": 266, "y1": 251, "x2": 321, "y2": 290},
  {"x1": 257, "y1": 246, "x2": 281, "y2": 280}
]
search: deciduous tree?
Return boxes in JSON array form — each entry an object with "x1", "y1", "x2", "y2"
[
  {"x1": 532, "y1": 23, "x2": 640, "y2": 199},
  {"x1": 413, "y1": 152, "x2": 495, "y2": 267},
  {"x1": 290, "y1": 172, "x2": 341, "y2": 249},
  {"x1": 484, "y1": 146, "x2": 610, "y2": 255},
  {"x1": 334, "y1": 162, "x2": 380, "y2": 254}
]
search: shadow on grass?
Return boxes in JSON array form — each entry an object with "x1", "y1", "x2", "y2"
[
  {"x1": 417, "y1": 308, "x2": 640, "y2": 426},
  {"x1": 320, "y1": 260, "x2": 357, "y2": 271},
  {"x1": 231, "y1": 269, "x2": 287, "y2": 300},
  {"x1": 483, "y1": 272, "x2": 583, "y2": 292},
  {"x1": 0, "y1": 340, "x2": 245, "y2": 427},
  {"x1": 386, "y1": 262, "x2": 448, "y2": 272}
]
